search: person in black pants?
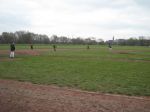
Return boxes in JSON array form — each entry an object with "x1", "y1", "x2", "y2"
[
  {"x1": 30, "y1": 44, "x2": 33, "y2": 50},
  {"x1": 108, "y1": 43, "x2": 112, "y2": 49},
  {"x1": 53, "y1": 45, "x2": 56, "y2": 51}
]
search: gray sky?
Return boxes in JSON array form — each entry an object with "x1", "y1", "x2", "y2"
[{"x1": 0, "y1": 0, "x2": 150, "y2": 40}]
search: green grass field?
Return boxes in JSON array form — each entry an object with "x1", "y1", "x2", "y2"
[{"x1": 0, "y1": 44, "x2": 150, "y2": 96}]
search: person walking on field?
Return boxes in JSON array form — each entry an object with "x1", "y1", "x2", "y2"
[
  {"x1": 108, "y1": 43, "x2": 112, "y2": 49},
  {"x1": 87, "y1": 45, "x2": 90, "y2": 50},
  {"x1": 10, "y1": 42, "x2": 15, "y2": 58},
  {"x1": 53, "y1": 44, "x2": 56, "y2": 51},
  {"x1": 30, "y1": 44, "x2": 33, "y2": 50},
  {"x1": 108, "y1": 42, "x2": 112, "y2": 52}
]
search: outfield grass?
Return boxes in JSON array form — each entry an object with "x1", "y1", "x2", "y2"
[{"x1": 0, "y1": 44, "x2": 150, "y2": 96}]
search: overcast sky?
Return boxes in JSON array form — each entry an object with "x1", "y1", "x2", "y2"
[{"x1": 0, "y1": 0, "x2": 150, "y2": 40}]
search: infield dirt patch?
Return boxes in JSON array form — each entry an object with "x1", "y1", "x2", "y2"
[
  {"x1": 0, "y1": 50, "x2": 41, "y2": 56},
  {"x1": 0, "y1": 79, "x2": 150, "y2": 112}
]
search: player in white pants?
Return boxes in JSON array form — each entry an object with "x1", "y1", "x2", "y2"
[
  {"x1": 10, "y1": 51, "x2": 15, "y2": 58},
  {"x1": 10, "y1": 43, "x2": 15, "y2": 58}
]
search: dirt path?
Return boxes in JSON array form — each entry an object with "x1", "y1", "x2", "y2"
[
  {"x1": 0, "y1": 79, "x2": 150, "y2": 112},
  {"x1": 0, "y1": 49, "x2": 42, "y2": 56}
]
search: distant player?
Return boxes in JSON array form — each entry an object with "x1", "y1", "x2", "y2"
[
  {"x1": 87, "y1": 45, "x2": 90, "y2": 50},
  {"x1": 53, "y1": 45, "x2": 56, "y2": 51},
  {"x1": 30, "y1": 44, "x2": 33, "y2": 50},
  {"x1": 108, "y1": 43, "x2": 112, "y2": 51},
  {"x1": 10, "y1": 42, "x2": 15, "y2": 58}
]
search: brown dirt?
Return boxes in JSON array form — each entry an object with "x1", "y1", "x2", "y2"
[
  {"x1": 0, "y1": 50, "x2": 41, "y2": 56},
  {"x1": 0, "y1": 79, "x2": 150, "y2": 112},
  {"x1": 0, "y1": 50, "x2": 41, "y2": 61},
  {"x1": 16, "y1": 50, "x2": 40, "y2": 56},
  {"x1": 112, "y1": 50, "x2": 135, "y2": 55}
]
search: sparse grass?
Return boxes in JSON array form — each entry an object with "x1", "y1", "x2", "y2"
[{"x1": 0, "y1": 44, "x2": 150, "y2": 96}]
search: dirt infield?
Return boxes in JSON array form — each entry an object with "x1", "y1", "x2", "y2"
[
  {"x1": 0, "y1": 50, "x2": 42, "y2": 56},
  {"x1": 0, "y1": 50, "x2": 41, "y2": 61},
  {"x1": 0, "y1": 79, "x2": 150, "y2": 112}
]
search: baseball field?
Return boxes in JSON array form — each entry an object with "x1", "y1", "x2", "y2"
[{"x1": 0, "y1": 44, "x2": 150, "y2": 96}]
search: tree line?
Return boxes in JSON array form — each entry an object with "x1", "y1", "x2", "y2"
[
  {"x1": 0, "y1": 31, "x2": 150, "y2": 46},
  {"x1": 0, "y1": 31, "x2": 103, "y2": 45},
  {"x1": 0, "y1": 31, "x2": 50, "y2": 44},
  {"x1": 112, "y1": 37, "x2": 150, "y2": 46}
]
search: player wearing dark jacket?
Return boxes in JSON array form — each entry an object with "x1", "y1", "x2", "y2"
[{"x1": 10, "y1": 43, "x2": 15, "y2": 51}]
